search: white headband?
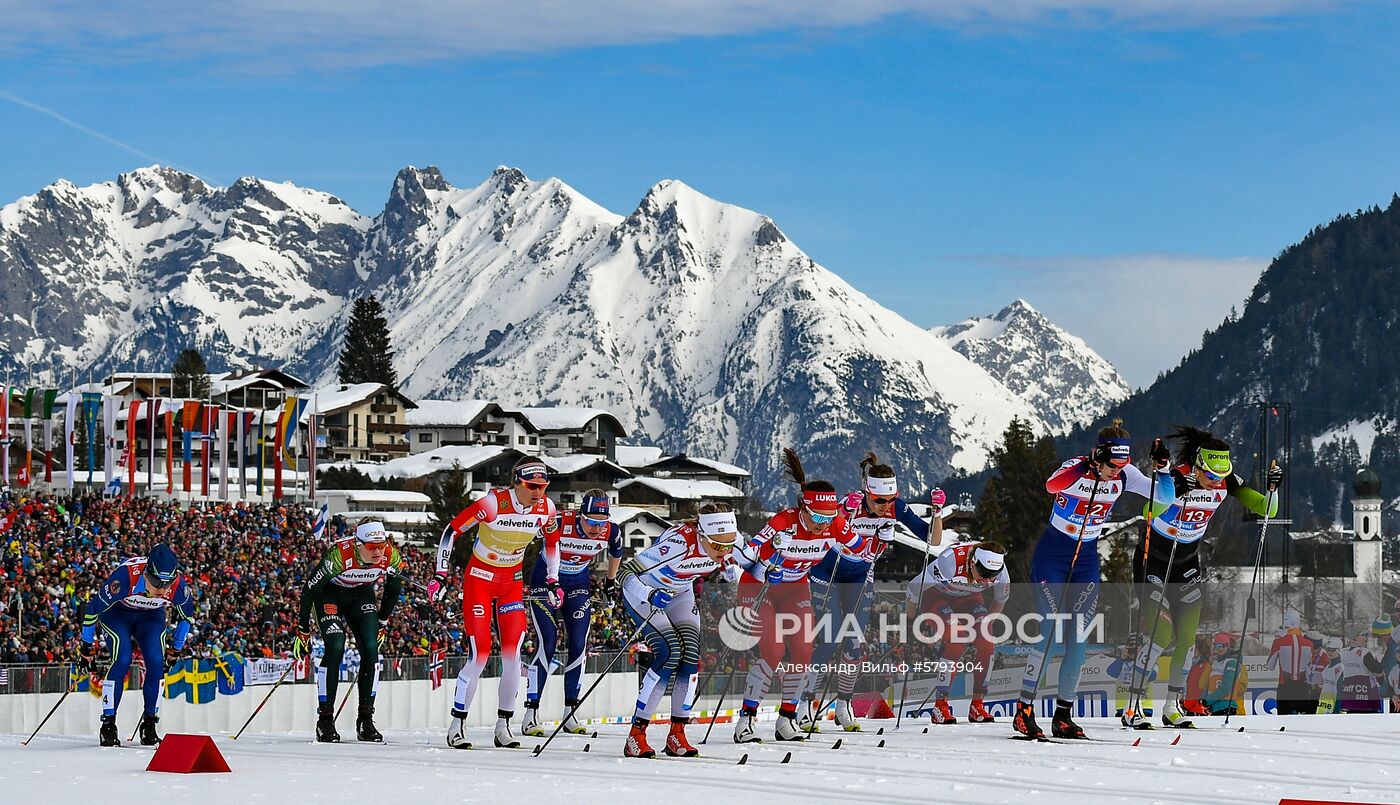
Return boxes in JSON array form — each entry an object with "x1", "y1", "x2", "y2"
[
  {"x1": 973, "y1": 547, "x2": 1004, "y2": 572},
  {"x1": 697, "y1": 511, "x2": 738, "y2": 541},
  {"x1": 865, "y1": 476, "x2": 897, "y2": 497},
  {"x1": 356, "y1": 522, "x2": 389, "y2": 543}
]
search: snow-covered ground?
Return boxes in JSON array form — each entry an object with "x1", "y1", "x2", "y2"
[{"x1": 6, "y1": 714, "x2": 1399, "y2": 804}]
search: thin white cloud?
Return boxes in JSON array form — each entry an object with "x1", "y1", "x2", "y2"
[
  {"x1": 946, "y1": 253, "x2": 1268, "y2": 387},
  {"x1": 0, "y1": 1, "x2": 1342, "y2": 69},
  {"x1": 0, "y1": 89, "x2": 165, "y2": 164}
]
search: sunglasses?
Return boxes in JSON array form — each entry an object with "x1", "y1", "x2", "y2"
[
  {"x1": 869, "y1": 496, "x2": 895, "y2": 505},
  {"x1": 805, "y1": 508, "x2": 837, "y2": 525},
  {"x1": 522, "y1": 481, "x2": 549, "y2": 490},
  {"x1": 701, "y1": 534, "x2": 737, "y2": 550},
  {"x1": 580, "y1": 515, "x2": 609, "y2": 528}
]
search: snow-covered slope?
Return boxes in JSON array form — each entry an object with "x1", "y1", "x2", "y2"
[
  {"x1": 933, "y1": 299, "x2": 1131, "y2": 434},
  {"x1": 0, "y1": 166, "x2": 1127, "y2": 502}
]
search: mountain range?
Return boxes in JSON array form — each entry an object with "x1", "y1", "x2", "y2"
[{"x1": 0, "y1": 165, "x2": 1131, "y2": 502}]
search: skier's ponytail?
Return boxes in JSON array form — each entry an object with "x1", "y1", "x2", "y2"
[
  {"x1": 1098, "y1": 418, "x2": 1130, "y2": 442},
  {"x1": 1168, "y1": 425, "x2": 1230, "y2": 470},
  {"x1": 783, "y1": 447, "x2": 836, "y2": 501},
  {"x1": 859, "y1": 451, "x2": 895, "y2": 481}
]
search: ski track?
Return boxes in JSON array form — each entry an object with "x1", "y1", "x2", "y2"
[{"x1": 4, "y1": 716, "x2": 1395, "y2": 805}]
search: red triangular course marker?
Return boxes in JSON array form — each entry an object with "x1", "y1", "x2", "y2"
[{"x1": 146, "y1": 734, "x2": 231, "y2": 774}]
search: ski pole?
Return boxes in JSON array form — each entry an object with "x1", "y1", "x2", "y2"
[
  {"x1": 1224, "y1": 461, "x2": 1276, "y2": 727},
  {"x1": 21, "y1": 674, "x2": 80, "y2": 746},
  {"x1": 532, "y1": 605, "x2": 657, "y2": 757},
  {"x1": 800, "y1": 573, "x2": 841, "y2": 735},
  {"x1": 1126, "y1": 444, "x2": 1174, "y2": 723},
  {"x1": 895, "y1": 500, "x2": 941, "y2": 728},
  {"x1": 700, "y1": 578, "x2": 775, "y2": 745},
  {"x1": 808, "y1": 569, "x2": 878, "y2": 735},
  {"x1": 232, "y1": 657, "x2": 298, "y2": 739}
]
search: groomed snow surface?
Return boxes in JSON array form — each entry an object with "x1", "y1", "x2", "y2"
[{"x1": 6, "y1": 714, "x2": 1399, "y2": 804}]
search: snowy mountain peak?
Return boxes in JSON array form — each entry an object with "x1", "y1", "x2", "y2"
[
  {"x1": 932, "y1": 300, "x2": 1130, "y2": 434},
  {"x1": 0, "y1": 164, "x2": 1129, "y2": 502}
]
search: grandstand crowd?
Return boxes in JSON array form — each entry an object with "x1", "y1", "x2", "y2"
[{"x1": 0, "y1": 491, "x2": 746, "y2": 667}]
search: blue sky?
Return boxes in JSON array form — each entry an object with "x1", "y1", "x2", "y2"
[{"x1": 1, "y1": 1, "x2": 1397, "y2": 385}]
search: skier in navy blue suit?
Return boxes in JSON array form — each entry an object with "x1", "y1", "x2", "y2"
[{"x1": 81, "y1": 543, "x2": 195, "y2": 746}]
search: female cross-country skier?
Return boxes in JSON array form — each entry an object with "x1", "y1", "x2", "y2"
[
  {"x1": 1012, "y1": 420, "x2": 1173, "y2": 740},
  {"x1": 1121, "y1": 425, "x2": 1281, "y2": 728},
  {"x1": 617, "y1": 502, "x2": 740, "y2": 758}
]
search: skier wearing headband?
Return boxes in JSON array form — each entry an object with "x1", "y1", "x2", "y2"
[
  {"x1": 1012, "y1": 420, "x2": 1174, "y2": 740},
  {"x1": 732, "y1": 448, "x2": 867, "y2": 743},
  {"x1": 522, "y1": 488, "x2": 624, "y2": 738},
  {"x1": 799, "y1": 451, "x2": 938, "y2": 732},
  {"x1": 80, "y1": 543, "x2": 195, "y2": 747},
  {"x1": 617, "y1": 502, "x2": 740, "y2": 758},
  {"x1": 1122, "y1": 426, "x2": 1282, "y2": 728},
  {"x1": 906, "y1": 540, "x2": 1010, "y2": 724},
  {"x1": 296, "y1": 517, "x2": 405, "y2": 743},
  {"x1": 431, "y1": 456, "x2": 561, "y2": 750}
]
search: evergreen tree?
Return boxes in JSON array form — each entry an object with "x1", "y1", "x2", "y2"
[
  {"x1": 427, "y1": 461, "x2": 471, "y2": 535},
  {"x1": 317, "y1": 465, "x2": 375, "y2": 490},
  {"x1": 171, "y1": 348, "x2": 210, "y2": 399},
  {"x1": 975, "y1": 417, "x2": 1059, "y2": 582},
  {"x1": 338, "y1": 295, "x2": 398, "y2": 387}
]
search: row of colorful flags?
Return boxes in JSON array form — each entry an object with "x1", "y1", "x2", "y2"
[{"x1": 0, "y1": 384, "x2": 319, "y2": 502}]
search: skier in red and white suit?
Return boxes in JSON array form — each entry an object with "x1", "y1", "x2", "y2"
[
  {"x1": 732, "y1": 448, "x2": 865, "y2": 743},
  {"x1": 906, "y1": 541, "x2": 1010, "y2": 724},
  {"x1": 429, "y1": 457, "x2": 561, "y2": 750}
]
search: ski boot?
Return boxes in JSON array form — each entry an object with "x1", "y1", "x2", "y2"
[
  {"x1": 315, "y1": 702, "x2": 341, "y2": 743},
  {"x1": 138, "y1": 712, "x2": 161, "y2": 746},
  {"x1": 99, "y1": 714, "x2": 120, "y2": 747},
  {"x1": 1120, "y1": 703, "x2": 1153, "y2": 730},
  {"x1": 521, "y1": 702, "x2": 544, "y2": 737},
  {"x1": 494, "y1": 711, "x2": 520, "y2": 748},
  {"x1": 796, "y1": 698, "x2": 820, "y2": 733},
  {"x1": 930, "y1": 697, "x2": 958, "y2": 724},
  {"x1": 561, "y1": 700, "x2": 588, "y2": 735},
  {"x1": 625, "y1": 718, "x2": 656, "y2": 758},
  {"x1": 1161, "y1": 698, "x2": 1195, "y2": 729},
  {"x1": 774, "y1": 708, "x2": 808, "y2": 742},
  {"x1": 967, "y1": 698, "x2": 995, "y2": 723},
  {"x1": 356, "y1": 704, "x2": 383, "y2": 742},
  {"x1": 833, "y1": 697, "x2": 861, "y2": 732},
  {"x1": 1012, "y1": 700, "x2": 1044, "y2": 740},
  {"x1": 1051, "y1": 701, "x2": 1086, "y2": 739},
  {"x1": 446, "y1": 711, "x2": 472, "y2": 749},
  {"x1": 664, "y1": 717, "x2": 699, "y2": 757},
  {"x1": 733, "y1": 709, "x2": 761, "y2": 743}
]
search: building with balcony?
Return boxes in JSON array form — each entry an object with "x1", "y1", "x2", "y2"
[
  {"x1": 405, "y1": 400, "x2": 539, "y2": 455},
  {"x1": 305, "y1": 383, "x2": 417, "y2": 464}
]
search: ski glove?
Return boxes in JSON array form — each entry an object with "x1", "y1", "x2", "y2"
[
  {"x1": 929, "y1": 488, "x2": 946, "y2": 510},
  {"x1": 293, "y1": 628, "x2": 313, "y2": 661},
  {"x1": 1267, "y1": 465, "x2": 1285, "y2": 492},
  {"x1": 763, "y1": 562, "x2": 786, "y2": 585},
  {"x1": 545, "y1": 578, "x2": 564, "y2": 609},
  {"x1": 1150, "y1": 438, "x2": 1171, "y2": 470},
  {"x1": 426, "y1": 573, "x2": 448, "y2": 603},
  {"x1": 1089, "y1": 444, "x2": 1117, "y2": 470},
  {"x1": 601, "y1": 577, "x2": 621, "y2": 599},
  {"x1": 647, "y1": 588, "x2": 674, "y2": 609},
  {"x1": 875, "y1": 521, "x2": 896, "y2": 542},
  {"x1": 377, "y1": 624, "x2": 388, "y2": 650},
  {"x1": 81, "y1": 611, "x2": 99, "y2": 644}
]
